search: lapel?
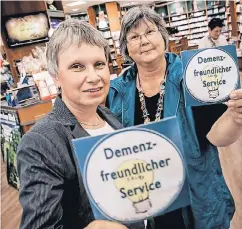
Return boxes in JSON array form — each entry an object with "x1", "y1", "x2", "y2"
[{"x1": 53, "y1": 96, "x2": 123, "y2": 140}]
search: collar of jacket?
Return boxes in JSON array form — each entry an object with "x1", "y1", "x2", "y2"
[
  {"x1": 52, "y1": 95, "x2": 123, "y2": 138},
  {"x1": 110, "y1": 52, "x2": 183, "y2": 93}
]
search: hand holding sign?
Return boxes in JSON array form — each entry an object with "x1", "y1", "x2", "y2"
[
  {"x1": 181, "y1": 45, "x2": 240, "y2": 107},
  {"x1": 226, "y1": 89, "x2": 242, "y2": 124},
  {"x1": 84, "y1": 220, "x2": 128, "y2": 229}
]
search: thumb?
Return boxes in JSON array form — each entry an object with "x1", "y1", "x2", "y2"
[{"x1": 84, "y1": 220, "x2": 128, "y2": 229}]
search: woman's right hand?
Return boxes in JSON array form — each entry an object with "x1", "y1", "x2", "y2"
[{"x1": 84, "y1": 220, "x2": 128, "y2": 229}]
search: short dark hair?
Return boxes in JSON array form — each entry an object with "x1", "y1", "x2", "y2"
[{"x1": 208, "y1": 18, "x2": 224, "y2": 30}]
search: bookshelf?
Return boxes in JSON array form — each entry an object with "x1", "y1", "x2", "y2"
[
  {"x1": 69, "y1": 12, "x2": 89, "y2": 22},
  {"x1": 155, "y1": 0, "x2": 227, "y2": 46},
  {"x1": 235, "y1": 0, "x2": 242, "y2": 48},
  {"x1": 87, "y1": 2, "x2": 122, "y2": 74},
  {"x1": 1, "y1": 0, "x2": 65, "y2": 84}
]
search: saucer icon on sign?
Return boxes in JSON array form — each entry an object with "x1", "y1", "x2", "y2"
[{"x1": 115, "y1": 159, "x2": 153, "y2": 213}]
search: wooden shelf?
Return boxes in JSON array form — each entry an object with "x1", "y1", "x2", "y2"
[
  {"x1": 189, "y1": 14, "x2": 206, "y2": 19},
  {"x1": 171, "y1": 17, "x2": 188, "y2": 22},
  {"x1": 207, "y1": 5, "x2": 225, "y2": 10},
  {"x1": 99, "y1": 27, "x2": 110, "y2": 31},
  {"x1": 208, "y1": 11, "x2": 226, "y2": 17},
  {"x1": 190, "y1": 30, "x2": 207, "y2": 35},
  {"x1": 170, "y1": 12, "x2": 187, "y2": 18},
  {"x1": 170, "y1": 22, "x2": 189, "y2": 27},
  {"x1": 189, "y1": 20, "x2": 206, "y2": 25},
  {"x1": 188, "y1": 9, "x2": 206, "y2": 14},
  {"x1": 47, "y1": 10, "x2": 65, "y2": 18}
]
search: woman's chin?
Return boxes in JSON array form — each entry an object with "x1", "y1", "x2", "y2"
[
  {"x1": 81, "y1": 96, "x2": 105, "y2": 107},
  {"x1": 141, "y1": 56, "x2": 157, "y2": 64}
]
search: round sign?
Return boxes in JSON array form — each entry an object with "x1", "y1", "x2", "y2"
[
  {"x1": 184, "y1": 48, "x2": 239, "y2": 103},
  {"x1": 84, "y1": 129, "x2": 185, "y2": 223}
]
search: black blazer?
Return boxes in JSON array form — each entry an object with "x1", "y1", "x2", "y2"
[{"x1": 17, "y1": 96, "x2": 144, "y2": 229}]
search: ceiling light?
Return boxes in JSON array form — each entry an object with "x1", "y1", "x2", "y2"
[
  {"x1": 72, "y1": 8, "x2": 79, "y2": 11},
  {"x1": 66, "y1": 1, "x2": 86, "y2": 7}
]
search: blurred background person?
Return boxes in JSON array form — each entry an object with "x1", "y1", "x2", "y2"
[{"x1": 199, "y1": 17, "x2": 228, "y2": 48}]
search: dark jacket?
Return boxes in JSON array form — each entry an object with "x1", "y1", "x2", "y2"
[
  {"x1": 107, "y1": 53, "x2": 235, "y2": 229},
  {"x1": 17, "y1": 96, "x2": 144, "y2": 229}
]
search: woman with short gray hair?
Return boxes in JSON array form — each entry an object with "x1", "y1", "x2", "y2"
[
  {"x1": 17, "y1": 19, "x2": 143, "y2": 229},
  {"x1": 108, "y1": 5, "x2": 242, "y2": 229}
]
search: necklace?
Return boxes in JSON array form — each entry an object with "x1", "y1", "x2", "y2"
[
  {"x1": 78, "y1": 114, "x2": 103, "y2": 127},
  {"x1": 137, "y1": 73, "x2": 166, "y2": 124}
]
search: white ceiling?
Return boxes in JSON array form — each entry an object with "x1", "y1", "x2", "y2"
[{"x1": 62, "y1": 0, "x2": 155, "y2": 14}]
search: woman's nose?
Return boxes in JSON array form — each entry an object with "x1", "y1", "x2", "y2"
[
  {"x1": 140, "y1": 34, "x2": 150, "y2": 46},
  {"x1": 86, "y1": 69, "x2": 101, "y2": 84}
]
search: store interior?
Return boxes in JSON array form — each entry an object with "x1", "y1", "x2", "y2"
[{"x1": 1, "y1": 1, "x2": 242, "y2": 229}]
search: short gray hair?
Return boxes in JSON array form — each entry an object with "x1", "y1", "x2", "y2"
[
  {"x1": 46, "y1": 19, "x2": 109, "y2": 77},
  {"x1": 120, "y1": 6, "x2": 169, "y2": 62}
]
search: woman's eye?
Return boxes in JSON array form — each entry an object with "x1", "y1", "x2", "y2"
[
  {"x1": 147, "y1": 29, "x2": 155, "y2": 35},
  {"x1": 131, "y1": 35, "x2": 139, "y2": 41},
  {"x1": 95, "y1": 62, "x2": 106, "y2": 69},
  {"x1": 71, "y1": 64, "x2": 85, "y2": 71}
]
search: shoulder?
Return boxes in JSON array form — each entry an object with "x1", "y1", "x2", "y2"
[
  {"x1": 198, "y1": 36, "x2": 210, "y2": 48},
  {"x1": 219, "y1": 35, "x2": 228, "y2": 44},
  {"x1": 18, "y1": 112, "x2": 69, "y2": 153},
  {"x1": 110, "y1": 64, "x2": 136, "y2": 89},
  {"x1": 200, "y1": 36, "x2": 209, "y2": 42},
  {"x1": 165, "y1": 52, "x2": 183, "y2": 86}
]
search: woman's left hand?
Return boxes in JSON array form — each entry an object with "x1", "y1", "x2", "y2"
[{"x1": 226, "y1": 89, "x2": 242, "y2": 124}]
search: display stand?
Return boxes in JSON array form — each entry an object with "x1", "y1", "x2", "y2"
[{"x1": 1, "y1": 100, "x2": 52, "y2": 189}]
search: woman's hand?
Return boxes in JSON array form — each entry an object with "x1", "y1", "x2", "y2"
[
  {"x1": 226, "y1": 89, "x2": 242, "y2": 125},
  {"x1": 84, "y1": 220, "x2": 128, "y2": 229}
]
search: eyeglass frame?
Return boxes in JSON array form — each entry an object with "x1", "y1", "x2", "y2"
[{"x1": 126, "y1": 27, "x2": 160, "y2": 45}]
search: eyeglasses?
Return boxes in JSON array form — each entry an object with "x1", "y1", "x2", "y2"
[{"x1": 127, "y1": 27, "x2": 159, "y2": 45}]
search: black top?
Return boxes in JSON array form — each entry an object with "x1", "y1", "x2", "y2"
[
  {"x1": 134, "y1": 89, "x2": 227, "y2": 229},
  {"x1": 134, "y1": 89, "x2": 186, "y2": 229},
  {"x1": 134, "y1": 89, "x2": 164, "y2": 125}
]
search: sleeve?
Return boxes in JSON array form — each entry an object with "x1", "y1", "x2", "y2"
[
  {"x1": 17, "y1": 132, "x2": 65, "y2": 229},
  {"x1": 192, "y1": 104, "x2": 227, "y2": 148}
]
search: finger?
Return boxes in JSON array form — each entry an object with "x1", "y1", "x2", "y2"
[
  {"x1": 230, "y1": 89, "x2": 242, "y2": 100},
  {"x1": 233, "y1": 107, "x2": 242, "y2": 114},
  {"x1": 85, "y1": 220, "x2": 128, "y2": 229},
  {"x1": 227, "y1": 99, "x2": 242, "y2": 108},
  {"x1": 233, "y1": 114, "x2": 242, "y2": 125}
]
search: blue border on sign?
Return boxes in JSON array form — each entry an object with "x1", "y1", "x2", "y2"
[
  {"x1": 83, "y1": 128, "x2": 186, "y2": 223},
  {"x1": 182, "y1": 45, "x2": 240, "y2": 106}
]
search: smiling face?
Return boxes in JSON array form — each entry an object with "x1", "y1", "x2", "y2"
[
  {"x1": 56, "y1": 43, "x2": 110, "y2": 109},
  {"x1": 126, "y1": 19, "x2": 165, "y2": 65}
]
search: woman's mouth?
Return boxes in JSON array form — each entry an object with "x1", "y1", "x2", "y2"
[
  {"x1": 84, "y1": 87, "x2": 102, "y2": 92},
  {"x1": 142, "y1": 49, "x2": 153, "y2": 54}
]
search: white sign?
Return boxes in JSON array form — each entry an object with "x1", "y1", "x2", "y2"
[
  {"x1": 184, "y1": 48, "x2": 239, "y2": 103},
  {"x1": 84, "y1": 129, "x2": 185, "y2": 222}
]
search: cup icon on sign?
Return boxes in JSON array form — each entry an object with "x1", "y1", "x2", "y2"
[
  {"x1": 200, "y1": 65, "x2": 223, "y2": 99},
  {"x1": 114, "y1": 159, "x2": 153, "y2": 213}
]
